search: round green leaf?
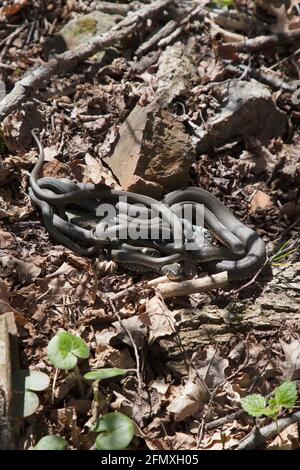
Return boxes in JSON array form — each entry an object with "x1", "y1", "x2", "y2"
[
  {"x1": 23, "y1": 390, "x2": 39, "y2": 418},
  {"x1": 95, "y1": 412, "x2": 134, "y2": 450},
  {"x1": 25, "y1": 371, "x2": 50, "y2": 392},
  {"x1": 240, "y1": 394, "x2": 267, "y2": 417},
  {"x1": 47, "y1": 331, "x2": 89, "y2": 370},
  {"x1": 84, "y1": 368, "x2": 125, "y2": 381},
  {"x1": 33, "y1": 435, "x2": 67, "y2": 450}
]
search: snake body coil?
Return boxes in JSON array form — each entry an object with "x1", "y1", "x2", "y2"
[{"x1": 29, "y1": 131, "x2": 266, "y2": 280}]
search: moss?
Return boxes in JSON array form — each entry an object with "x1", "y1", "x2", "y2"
[{"x1": 72, "y1": 18, "x2": 97, "y2": 36}]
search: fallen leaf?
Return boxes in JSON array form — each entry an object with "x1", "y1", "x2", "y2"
[
  {"x1": 267, "y1": 423, "x2": 300, "y2": 450},
  {"x1": 192, "y1": 345, "x2": 229, "y2": 388},
  {"x1": 142, "y1": 296, "x2": 175, "y2": 343},
  {"x1": 0, "y1": 228, "x2": 15, "y2": 249},
  {"x1": 280, "y1": 339, "x2": 300, "y2": 380},
  {"x1": 167, "y1": 373, "x2": 209, "y2": 422},
  {"x1": 250, "y1": 190, "x2": 273, "y2": 213}
]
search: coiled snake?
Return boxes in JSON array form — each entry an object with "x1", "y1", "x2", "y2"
[{"x1": 29, "y1": 131, "x2": 266, "y2": 281}]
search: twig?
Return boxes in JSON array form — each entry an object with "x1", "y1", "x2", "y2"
[
  {"x1": 225, "y1": 63, "x2": 297, "y2": 93},
  {"x1": 0, "y1": 0, "x2": 172, "y2": 123},
  {"x1": 108, "y1": 299, "x2": 142, "y2": 393},
  {"x1": 206, "y1": 409, "x2": 245, "y2": 431},
  {"x1": 235, "y1": 411, "x2": 300, "y2": 450},
  {"x1": 135, "y1": 3, "x2": 205, "y2": 57},
  {"x1": 219, "y1": 28, "x2": 300, "y2": 55},
  {"x1": 156, "y1": 271, "x2": 228, "y2": 298}
]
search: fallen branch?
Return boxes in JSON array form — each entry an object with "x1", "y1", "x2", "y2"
[
  {"x1": 219, "y1": 28, "x2": 300, "y2": 55},
  {"x1": 156, "y1": 271, "x2": 228, "y2": 298},
  {"x1": 236, "y1": 411, "x2": 300, "y2": 450},
  {"x1": 225, "y1": 63, "x2": 297, "y2": 93},
  {"x1": 135, "y1": 3, "x2": 205, "y2": 57},
  {"x1": 0, "y1": 0, "x2": 172, "y2": 123}
]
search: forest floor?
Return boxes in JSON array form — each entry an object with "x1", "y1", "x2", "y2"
[{"x1": 0, "y1": 0, "x2": 300, "y2": 451}]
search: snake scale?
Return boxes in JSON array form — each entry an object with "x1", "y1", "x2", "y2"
[{"x1": 29, "y1": 131, "x2": 266, "y2": 281}]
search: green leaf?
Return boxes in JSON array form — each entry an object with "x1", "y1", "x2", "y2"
[
  {"x1": 84, "y1": 368, "x2": 125, "y2": 381},
  {"x1": 25, "y1": 371, "x2": 50, "y2": 392},
  {"x1": 23, "y1": 390, "x2": 39, "y2": 418},
  {"x1": 240, "y1": 394, "x2": 267, "y2": 417},
  {"x1": 47, "y1": 331, "x2": 89, "y2": 370},
  {"x1": 273, "y1": 381, "x2": 298, "y2": 409},
  {"x1": 33, "y1": 435, "x2": 67, "y2": 450},
  {"x1": 95, "y1": 412, "x2": 134, "y2": 450},
  {"x1": 214, "y1": 0, "x2": 234, "y2": 7}
]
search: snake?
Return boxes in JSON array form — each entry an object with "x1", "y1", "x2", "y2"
[{"x1": 29, "y1": 131, "x2": 266, "y2": 280}]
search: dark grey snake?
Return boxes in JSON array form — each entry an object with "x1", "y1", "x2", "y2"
[{"x1": 29, "y1": 131, "x2": 266, "y2": 281}]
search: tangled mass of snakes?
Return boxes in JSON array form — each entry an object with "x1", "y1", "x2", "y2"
[{"x1": 29, "y1": 131, "x2": 266, "y2": 281}]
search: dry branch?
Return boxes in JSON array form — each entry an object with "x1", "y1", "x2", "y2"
[
  {"x1": 236, "y1": 411, "x2": 300, "y2": 450},
  {"x1": 0, "y1": 0, "x2": 172, "y2": 123},
  {"x1": 135, "y1": 3, "x2": 205, "y2": 58},
  {"x1": 220, "y1": 28, "x2": 300, "y2": 55},
  {"x1": 156, "y1": 271, "x2": 228, "y2": 298}
]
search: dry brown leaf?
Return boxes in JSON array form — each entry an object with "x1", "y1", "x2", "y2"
[
  {"x1": 0, "y1": 0, "x2": 28, "y2": 20},
  {"x1": 142, "y1": 296, "x2": 175, "y2": 343},
  {"x1": 168, "y1": 432, "x2": 197, "y2": 450},
  {"x1": 267, "y1": 423, "x2": 300, "y2": 450},
  {"x1": 0, "y1": 228, "x2": 15, "y2": 249},
  {"x1": 192, "y1": 345, "x2": 229, "y2": 388},
  {"x1": 250, "y1": 190, "x2": 273, "y2": 213},
  {"x1": 280, "y1": 339, "x2": 300, "y2": 380},
  {"x1": 0, "y1": 254, "x2": 41, "y2": 284},
  {"x1": 167, "y1": 374, "x2": 209, "y2": 422}
]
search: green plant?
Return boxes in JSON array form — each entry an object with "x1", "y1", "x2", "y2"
[
  {"x1": 270, "y1": 240, "x2": 298, "y2": 266},
  {"x1": 84, "y1": 368, "x2": 125, "y2": 381},
  {"x1": 92, "y1": 412, "x2": 134, "y2": 450},
  {"x1": 48, "y1": 331, "x2": 89, "y2": 370},
  {"x1": 241, "y1": 381, "x2": 298, "y2": 439},
  {"x1": 48, "y1": 331, "x2": 89, "y2": 396},
  {"x1": 13, "y1": 370, "x2": 50, "y2": 418},
  {"x1": 33, "y1": 435, "x2": 67, "y2": 450},
  {"x1": 213, "y1": 0, "x2": 234, "y2": 8}
]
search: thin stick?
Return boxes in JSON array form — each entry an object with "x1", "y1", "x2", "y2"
[
  {"x1": 108, "y1": 299, "x2": 142, "y2": 393},
  {"x1": 156, "y1": 271, "x2": 228, "y2": 298}
]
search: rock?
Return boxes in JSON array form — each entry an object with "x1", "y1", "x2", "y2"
[
  {"x1": 104, "y1": 102, "x2": 194, "y2": 197},
  {"x1": 43, "y1": 11, "x2": 120, "y2": 61},
  {"x1": 156, "y1": 42, "x2": 199, "y2": 107},
  {"x1": 196, "y1": 79, "x2": 288, "y2": 153}
]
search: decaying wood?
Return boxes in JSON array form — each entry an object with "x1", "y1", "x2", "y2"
[
  {"x1": 0, "y1": 316, "x2": 13, "y2": 450},
  {"x1": 0, "y1": 0, "x2": 172, "y2": 123},
  {"x1": 156, "y1": 271, "x2": 229, "y2": 298},
  {"x1": 236, "y1": 411, "x2": 300, "y2": 450}
]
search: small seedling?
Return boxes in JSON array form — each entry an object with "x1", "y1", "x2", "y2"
[
  {"x1": 47, "y1": 331, "x2": 89, "y2": 396},
  {"x1": 84, "y1": 368, "x2": 126, "y2": 421},
  {"x1": 92, "y1": 412, "x2": 135, "y2": 450},
  {"x1": 48, "y1": 331, "x2": 89, "y2": 370},
  {"x1": 13, "y1": 370, "x2": 50, "y2": 418},
  {"x1": 241, "y1": 381, "x2": 298, "y2": 440},
  {"x1": 32, "y1": 435, "x2": 67, "y2": 450},
  {"x1": 270, "y1": 239, "x2": 298, "y2": 266}
]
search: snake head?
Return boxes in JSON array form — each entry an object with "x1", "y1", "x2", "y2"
[{"x1": 161, "y1": 263, "x2": 182, "y2": 281}]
